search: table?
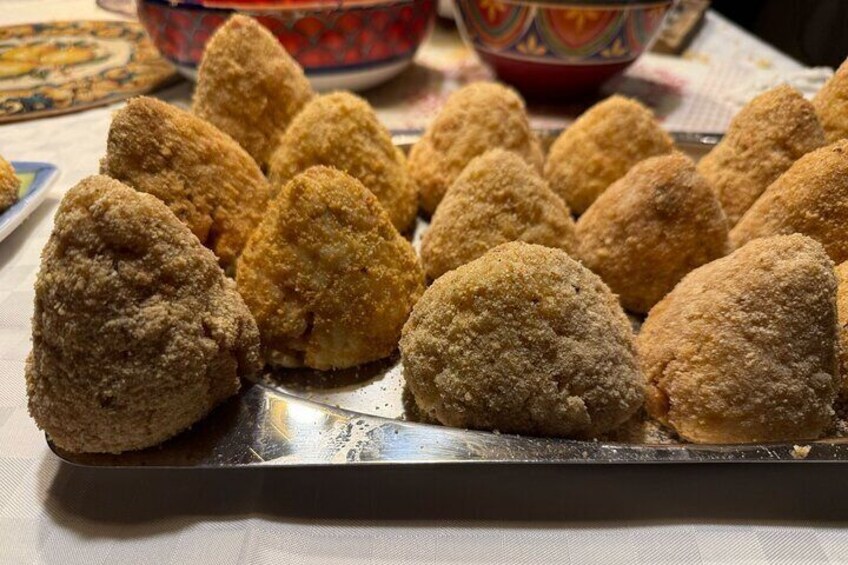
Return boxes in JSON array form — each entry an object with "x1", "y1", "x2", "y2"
[{"x1": 1, "y1": 2, "x2": 846, "y2": 563}]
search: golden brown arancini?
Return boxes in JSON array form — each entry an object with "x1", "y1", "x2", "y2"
[
  {"x1": 0, "y1": 154, "x2": 19, "y2": 213},
  {"x1": 639, "y1": 234, "x2": 839, "y2": 444},
  {"x1": 192, "y1": 14, "x2": 313, "y2": 169},
  {"x1": 697, "y1": 84, "x2": 825, "y2": 226},
  {"x1": 836, "y1": 261, "x2": 848, "y2": 399},
  {"x1": 268, "y1": 92, "x2": 417, "y2": 232},
  {"x1": 544, "y1": 95, "x2": 674, "y2": 215},
  {"x1": 730, "y1": 140, "x2": 848, "y2": 263},
  {"x1": 237, "y1": 166, "x2": 424, "y2": 370},
  {"x1": 408, "y1": 82, "x2": 543, "y2": 216},
  {"x1": 401, "y1": 242, "x2": 644, "y2": 438},
  {"x1": 421, "y1": 148, "x2": 576, "y2": 281},
  {"x1": 101, "y1": 96, "x2": 270, "y2": 269},
  {"x1": 26, "y1": 175, "x2": 262, "y2": 454},
  {"x1": 576, "y1": 152, "x2": 729, "y2": 314},
  {"x1": 813, "y1": 58, "x2": 848, "y2": 143}
]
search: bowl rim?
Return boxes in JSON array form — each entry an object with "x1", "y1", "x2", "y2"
[{"x1": 139, "y1": 0, "x2": 428, "y2": 9}]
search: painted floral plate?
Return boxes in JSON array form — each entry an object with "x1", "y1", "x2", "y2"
[
  {"x1": 0, "y1": 162, "x2": 59, "y2": 243},
  {"x1": 0, "y1": 20, "x2": 177, "y2": 123}
]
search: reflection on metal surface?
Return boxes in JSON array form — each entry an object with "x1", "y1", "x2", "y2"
[
  {"x1": 50, "y1": 127, "x2": 848, "y2": 469},
  {"x1": 50, "y1": 382, "x2": 848, "y2": 468}
]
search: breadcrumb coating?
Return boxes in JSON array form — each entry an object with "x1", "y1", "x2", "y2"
[
  {"x1": 813, "y1": 58, "x2": 848, "y2": 143},
  {"x1": 544, "y1": 95, "x2": 673, "y2": 214},
  {"x1": 237, "y1": 166, "x2": 424, "y2": 370},
  {"x1": 730, "y1": 140, "x2": 848, "y2": 263},
  {"x1": 268, "y1": 92, "x2": 417, "y2": 232},
  {"x1": 26, "y1": 175, "x2": 262, "y2": 454},
  {"x1": 834, "y1": 261, "x2": 848, "y2": 398},
  {"x1": 640, "y1": 234, "x2": 839, "y2": 444},
  {"x1": 421, "y1": 149, "x2": 577, "y2": 280},
  {"x1": 401, "y1": 242, "x2": 644, "y2": 438},
  {"x1": 576, "y1": 153, "x2": 729, "y2": 314},
  {"x1": 697, "y1": 84, "x2": 825, "y2": 225},
  {"x1": 408, "y1": 82, "x2": 543, "y2": 216},
  {"x1": 0, "y1": 154, "x2": 19, "y2": 213},
  {"x1": 192, "y1": 14, "x2": 313, "y2": 169},
  {"x1": 101, "y1": 96, "x2": 270, "y2": 269}
]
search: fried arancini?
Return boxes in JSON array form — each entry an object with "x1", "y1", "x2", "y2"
[
  {"x1": 237, "y1": 166, "x2": 424, "y2": 370},
  {"x1": 0, "y1": 154, "x2": 19, "y2": 213},
  {"x1": 268, "y1": 92, "x2": 417, "y2": 232},
  {"x1": 192, "y1": 14, "x2": 313, "y2": 169},
  {"x1": 813, "y1": 59, "x2": 848, "y2": 143},
  {"x1": 401, "y1": 242, "x2": 644, "y2": 438},
  {"x1": 101, "y1": 96, "x2": 270, "y2": 269},
  {"x1": 421, "y1": 149, "x2": 576, "y2": 281},
  {"x1": 640, "y1": 234, "x2": 839, "y2": 444},
  {"x1": 730, "y1": 140, "x2": 848, "y2": 263},
  {"x1": 408, "y1": 82, "x2": 543, "y2": 216},
  {"x1": 576, "y1": 153, "x2": 729, "y2": 314},
  {"x1": 697, "y1": 84, "x2": 825, "y2": 226},
  {"x1": 26, "y1": 175, "x2": 262, "y2": 454},
  {"x1": 544, "y1": 95, "x2": 674, "y2": 214},
  {"x1": 836, "y1": 261, "x2": 848, "y2": 398}
]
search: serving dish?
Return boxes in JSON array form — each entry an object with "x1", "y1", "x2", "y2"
[
  {"x1": 47, "y1": 129, "x2": 848, "y2": 468},
  {"x1": 452, "y1": 0, "x2": 673, "y2": 98},
  {"x1": 0, "y1": 161, "x2": 58, "y2": 243},
  {"x1": 137, "y1": 0, "x2": 436, "y2": 91}
]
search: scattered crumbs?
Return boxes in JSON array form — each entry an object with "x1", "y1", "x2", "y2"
[
  {"x1": 792, "y1": 445, "x2": 811, "y2": 459},
  {"x1": 581, "y1": 451, "x2": 588, "y2": 458},
  {"x1": 682, "y1": 51, "x2": 710, "y2": 65},
  {"x1": 754, "y1": 57, "x2": 773, "y2": 69},
  {"x1": 493, "y1": 429, "x2": 501, "y2": 435}
]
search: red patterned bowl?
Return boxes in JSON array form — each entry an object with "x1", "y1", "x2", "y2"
[
  {"x1": 453, "y1": 0, "x2": 673, "y2": 98},
  {"x1": 137, "y1": 0, "x2": 436, "y2": 91}
]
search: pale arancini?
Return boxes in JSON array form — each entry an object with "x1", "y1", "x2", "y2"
[{"x1": 401, "y1": 242, "x2": 644, "y2": 438}]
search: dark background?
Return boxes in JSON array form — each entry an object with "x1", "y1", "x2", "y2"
[{"x1": 713, "y1": 0, "x2": 848, "y2": 68}]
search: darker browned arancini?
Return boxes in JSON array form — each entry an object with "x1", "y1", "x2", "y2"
[
  {"x1": 192, "y1": 14, "x2": 314, "y2": 169},
  {"x1": 544, "y1": 95, "x2": 674, "y2": 214},
  {"x1": 421, "y1": 148, "x2": 577, "y2": 281},
  {"x1": 640, "y1": 234, "x2": 839, "y2": 444},
  {"x1": 408, "y1": 82, "x2": 543, "y2": 216},
  {"x1": 730, "y1": 140, "x2": 848, "y2": 263},
  {"x1": 813, "y1": 58, "x2": 848, "y2": 143},
  {"x1": 27, "y1": 175, "x2": 262, "y2": 454},
  {"x1": 401, "y1": 242, "x2": 644, "y2": 438},
  {"x1": 576, "y1": 152, "x2": 729, "y2": 314},
  {"x1": 237, "y1": 166, "x2": 424, "y2": 371},
  {"x1": 101, "y1": 96, "x2": 270, "y2": 269},
  {"x1": 268, "y1": 92, "x2": 417, "y2": 232},
  {"x1": 0, "y1": 154, "x2": 19, "y2": 214},
  {"x1": 697, "y1": 84, "x2": 825, "y2": 225}
]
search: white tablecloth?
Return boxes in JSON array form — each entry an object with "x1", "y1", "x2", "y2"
[{"x1": 1, "y1": 2, "x2": 847, "y2": 563}]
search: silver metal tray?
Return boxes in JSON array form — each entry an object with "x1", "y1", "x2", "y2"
[{"x1": 50, "y1": 129, "x2": 848, "y2": 467}]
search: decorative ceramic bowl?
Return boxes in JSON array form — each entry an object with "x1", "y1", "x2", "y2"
[
  {"x1": 453, "y1": 0, "x2": 673, "y2": 98},
  {"x1": 137, "y1": 0, "x2": 436, "y2": 91}
]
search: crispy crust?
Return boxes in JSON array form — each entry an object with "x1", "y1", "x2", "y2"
[
  {"x1": 576, "y1": 152, "x2": 729, "y2": 314},
  {"x1": 26, "y1": 175, "x2": 261, "y2": 454},
  {"x1": 639, "y1": 234, "x2": 839, "y2": 444},
  {"x1": 730, "y1": 140, "x2": 848, "y2": 263},
  {"x1": 408, "y1": 82, "x2": 543, "y2": 216},
  {"x1": 401, "y1": 242, "x2": 644, "y2": 438},
  {"x1": 421, "y1": 149, "x2": 577, "y2": 280},
  {"x1": 813, "y1": 59, "x2": 848, "y2": 143},
  {"x1": 837, "y1": 261, "x2": 848, "y2": 399},
  {"x1": 544, "y1": 95, "x2": 674, "y2": 214},
  {"x1": 0, "y1": 154, "x2": 19, "y2": 213},
  {"x1": 697, "y1": 84, "x2": 825, "y2": 226},
  {"x1": 101, "y1": 96, "x2": 270, "y2": 269},
  {"x1": 192, "y1": 14, "x2": 313, "y2": 169},
  {"x1": 236, "y1": 166, "x2": 424, "y2": 370},
  {"x1": 268, "y1": 92, "x2": 417, "y2": 232}
]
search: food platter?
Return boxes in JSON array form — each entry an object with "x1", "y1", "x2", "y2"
[{"x1": 46, "y1": 129, "x2": 848, "y2": 468}]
